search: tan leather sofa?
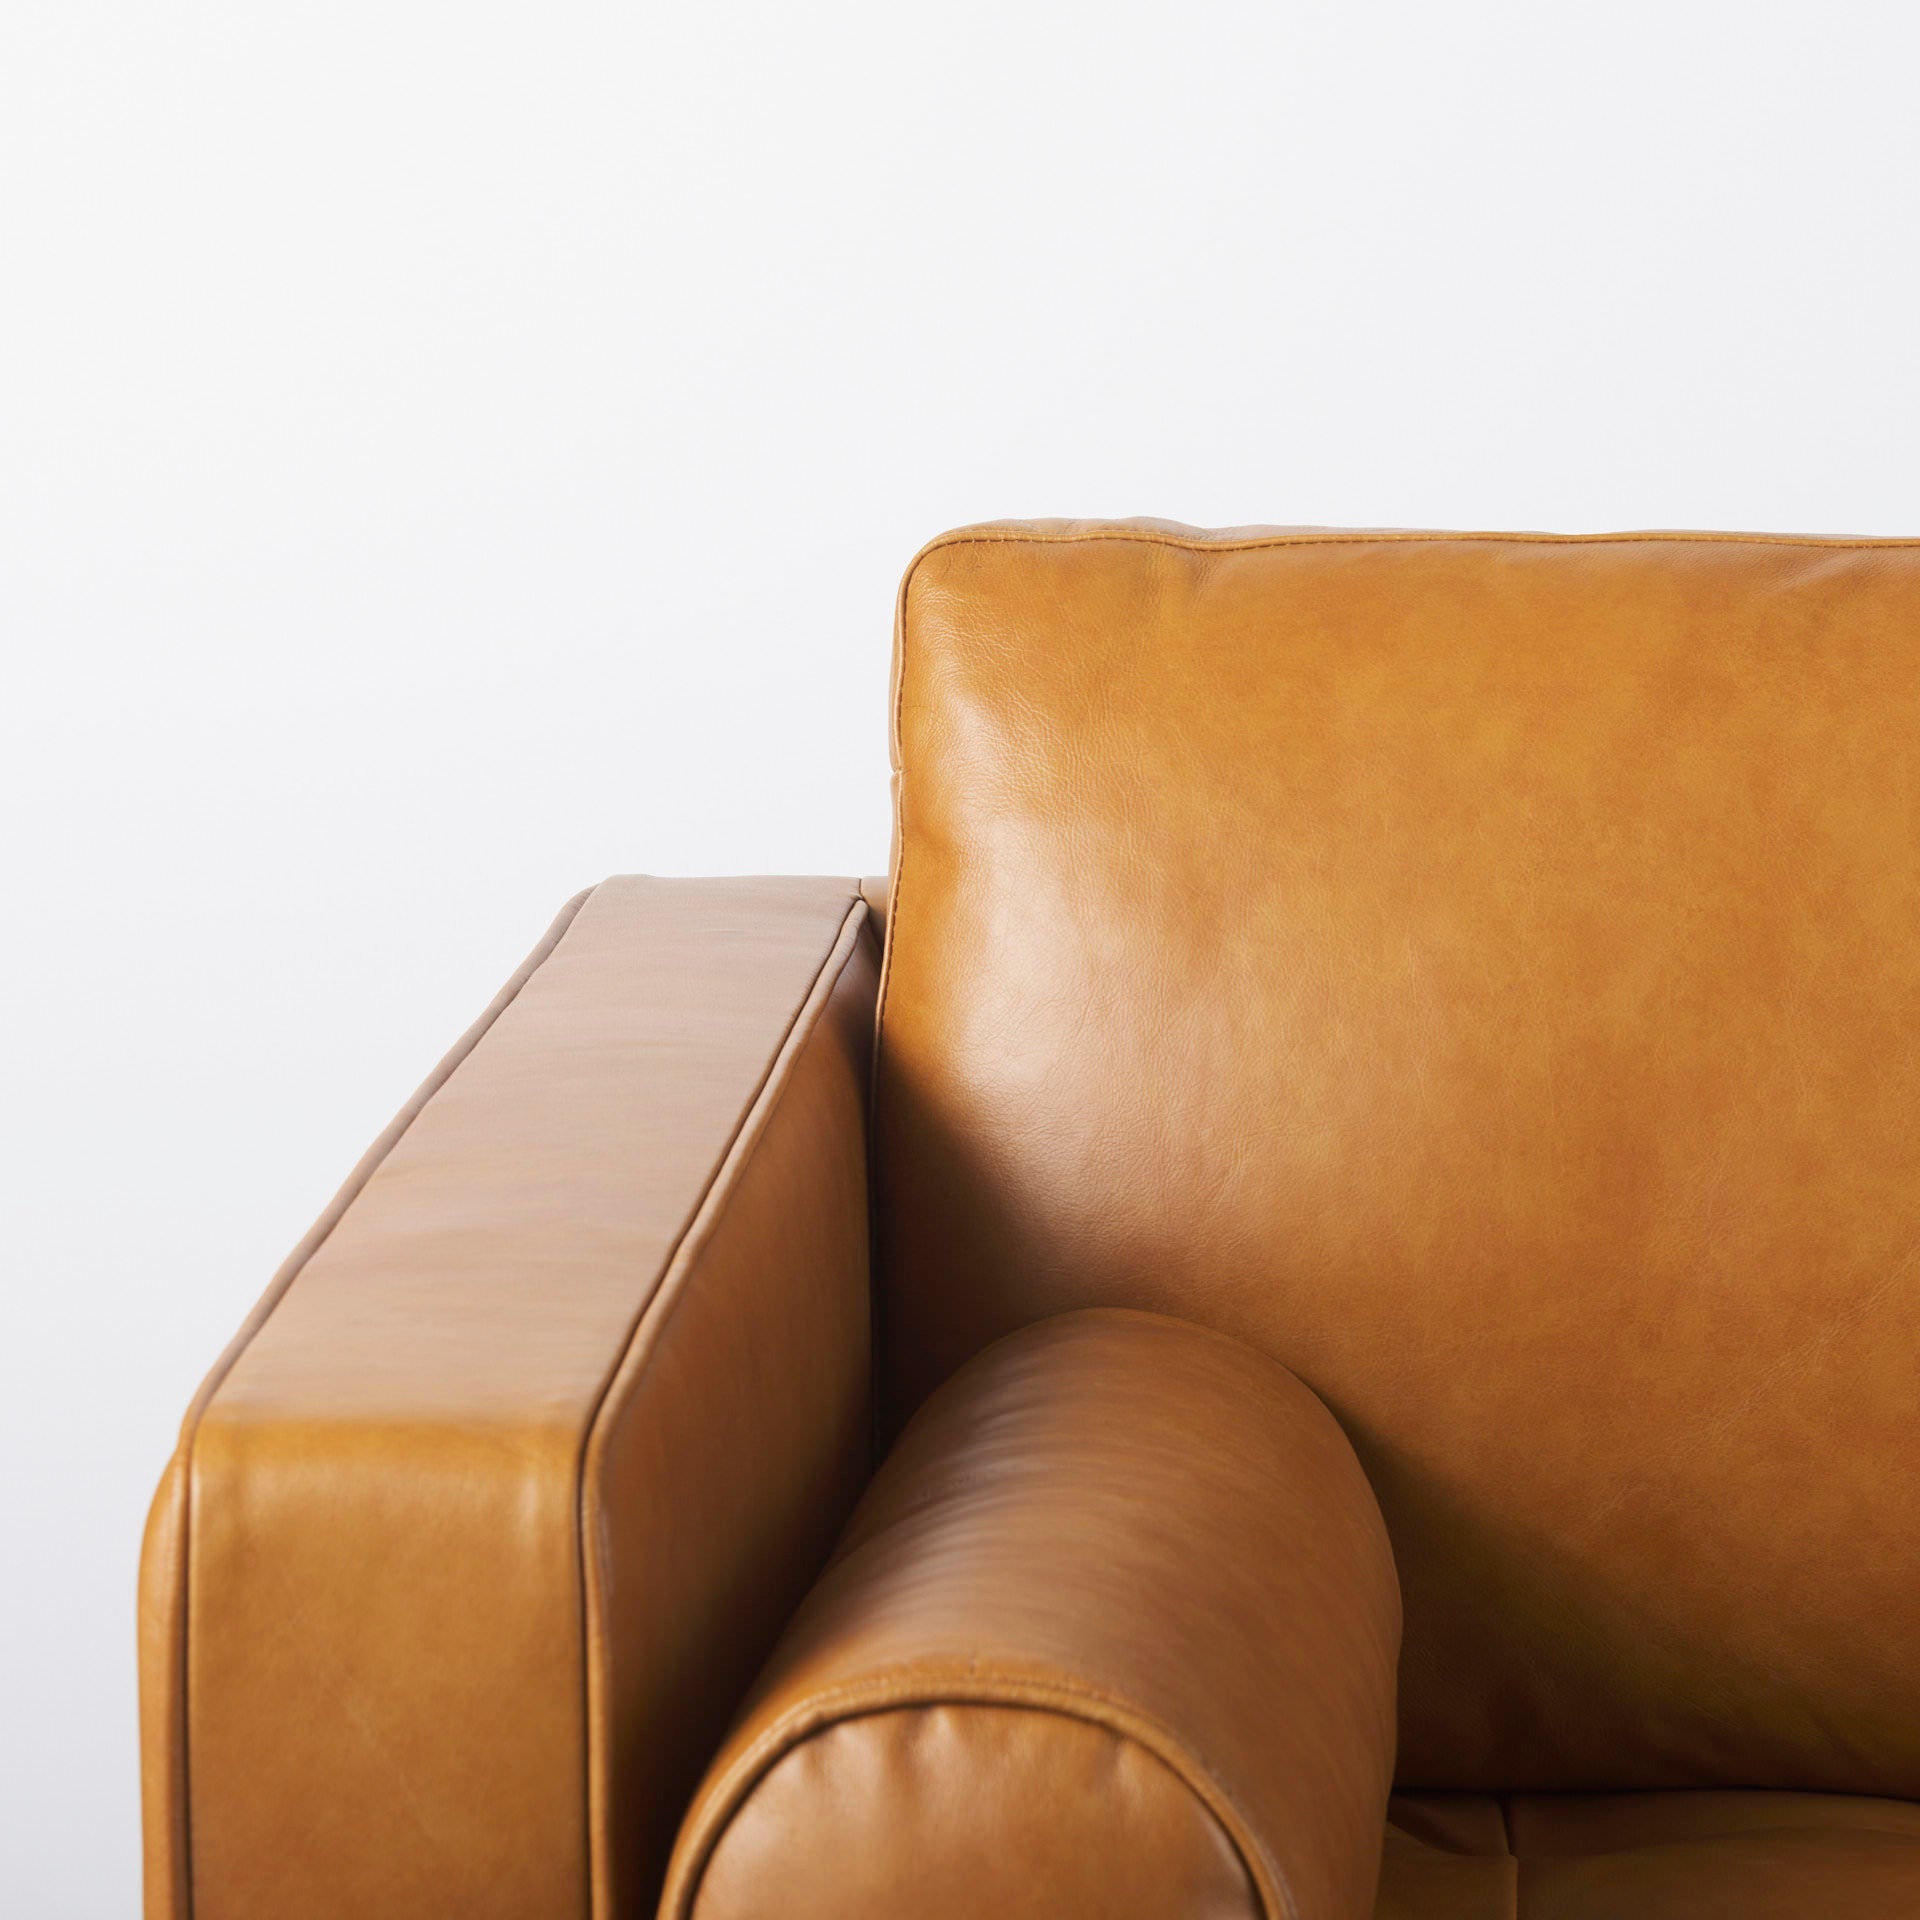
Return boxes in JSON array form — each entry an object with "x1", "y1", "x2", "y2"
[{"x1": 141, "y1": 523, "x2": 1920, "y2": 1919}]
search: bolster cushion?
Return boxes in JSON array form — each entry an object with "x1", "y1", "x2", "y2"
[{"x1": 659, "y1": 1308, "x2": 1402, "y2": 1920}]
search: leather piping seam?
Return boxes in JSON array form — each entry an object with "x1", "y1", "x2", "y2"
[
  {"x1": 907, "y1": 526, "x2": 1920, "y2": 560},
  {"x1": 1498, "y1": 1792, "x2": 1517, "y2": 1920},
  {"x1": 576, "y1": 893, "x2": 870, "y2": 1920},
  {"x1": 861, "y1": 893, "x2": 887, "y2": 1464},
  {"x1": 664, "y1": 1673, "x2": 1294, "y2": 1920},
  {"x1": 885, "y1": 517, "x2": 1919, "y2": 889},
  {"x1": 172, "y1": 883, "x2": 598, "y2": 1920},
  {"x1": 866, "y1": 557, "x2": 915, "y2": 1441},
  {"x1": 1497, "y1": 1789, "x2": 1512, "y2": 1920}
]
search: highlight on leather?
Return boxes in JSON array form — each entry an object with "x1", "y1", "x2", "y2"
[
  {"x1": 138, "y1": 877, "x2": 879, "y2": 1920},
  {"x1": 874, "y1": 521, "x2": 1920, "y2": 1795},
  {"x1": 138, "y1": 521, "x2": 1920, "y2": 1920},
  {"x1": 660, "y1": 1309, "x2": 1402, "y2": 1920}
]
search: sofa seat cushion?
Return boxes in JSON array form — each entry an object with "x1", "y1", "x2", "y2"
[{"x1": 1378, "y1": 1790, "x2": 1920, "y2": 1918}]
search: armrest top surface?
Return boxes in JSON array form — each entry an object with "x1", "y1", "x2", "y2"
[{"x1": 198, "y1": 874, "x2": 862, "y2": 1430}]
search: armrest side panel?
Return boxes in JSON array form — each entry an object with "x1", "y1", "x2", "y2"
[
  {"x1": 140, "y1": 877, "x2": 876, "y2": 1920},
  {"x1": 583, "y1": 906, "x2": 877, "y2": 1914}
]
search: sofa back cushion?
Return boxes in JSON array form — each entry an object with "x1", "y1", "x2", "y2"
[{"x1": 872, "y1": 521, "x2": 1920, "y2": 1795}]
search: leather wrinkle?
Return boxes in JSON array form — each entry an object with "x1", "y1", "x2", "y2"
[
  {"x1": 1382, "y1": 1789, "x2": 1920, "y2": 1917},
  {"x1": 148, "y1": 517, "x2": 1920, "y2": 1918},
  {"x1": 661, "y1": 1309, "x2": 1400, "y2": 1920},
  {"x1": 876, "y1": 524, "x2": 1920, "y2": 1795},
  {"x1": 675, "y1": 1686, "x2": 1284, "y2": 1920}
]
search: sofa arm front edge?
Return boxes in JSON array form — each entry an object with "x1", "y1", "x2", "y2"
[{"x1": 140, "y1": 875, "x2": 879, "y2": 1920}]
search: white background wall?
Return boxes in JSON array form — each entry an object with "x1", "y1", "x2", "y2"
[{"x1": 4, "y1": 3, "x2": 1917, "y2": 1910}]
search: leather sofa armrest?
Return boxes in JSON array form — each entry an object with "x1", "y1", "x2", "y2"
[
  {"x1": 139, "y1": 877, "x2": 879, "y2": 1920},
  {"x1": 661, "y1": 1308, "x2": 1402, "y2": 1920}
]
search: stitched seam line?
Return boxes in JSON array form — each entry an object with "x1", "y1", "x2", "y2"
[
  {"x1": 913, "y1": 526, "x2": 1920, "y2": 557},
  {"x1": 867, "y1": 549, "x2": 921, "y2": 1440},
  {"x1": 1500, "y1": 1793, "x2": 1518, "y2": 1920},
  {"x1": 671, "y1": 1679, "x2": 1294, "y2": 1920},
  {"x1": 874, "y1": 509, "x2": 1914, "y2": 1127},
  {"x1": 575, "y1": 894, "x2": 870, "y2": 1920},
  {"x1": 174, "y1": 883, "x2": 597, "y2": 1920}
]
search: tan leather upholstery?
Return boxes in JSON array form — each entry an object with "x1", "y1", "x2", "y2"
[
  {"x1": 874, "y1": 521, "x2": 1920, "y2": 1795},
  {"x1": 1378, "y1": 1791, "x2": 1920, "y2": 1917},
  {"x1": 660, "y1": 1310, "x2": 1401, "y2": 1920},
  {"x1": 144, "y1": 524, "x2": 1920, "y2": 1919},
  {"x1": 139, "y1": 876, "x2": 877, "y2": 1920}
]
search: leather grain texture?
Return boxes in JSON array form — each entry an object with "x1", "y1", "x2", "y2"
[
  {"x1": 662, "y1": 1309, "x2": 1401, "y2": 1920},
  {"x1": 1377, "y1": 1790, "x2": 1920, "y2": 1918},
  {"x1": 138, "y1": 876, "x2": 877, "y2": 1920},
  {"x1": 874, "y1": 520, "x2": 1920, "y2": 1794}
]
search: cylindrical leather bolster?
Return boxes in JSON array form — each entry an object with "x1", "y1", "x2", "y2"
[{"x1": 660, "y1": 1308, "x2": 1401, "y2": 1920}]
